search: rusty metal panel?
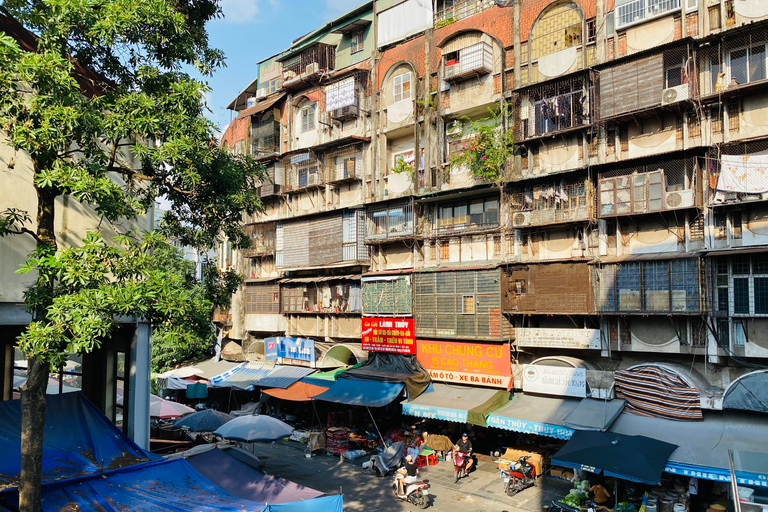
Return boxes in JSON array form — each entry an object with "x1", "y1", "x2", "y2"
[
  {"x1": 282, "y1": 220, "x2": 309, "y2": 267},
  {"x1": 505, "y1": 262, "x2": 593, "y2": 314},
  {"x1": 599, "y1": 53, "x2": 663, "y2": 119},
  {"x1": 310, "y1": 214, "x2": 343, "y2": 265}
]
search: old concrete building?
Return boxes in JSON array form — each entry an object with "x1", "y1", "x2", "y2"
[{"x1": 221, "y1": 0, "x2": 768, "y2": 418}]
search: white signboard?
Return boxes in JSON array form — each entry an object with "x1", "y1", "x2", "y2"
[
  {"x1": 516, "y1": 328, "x2": 601, "y2": 350},
  {"x1": 522, "y1": 365, "x2": 587, "y2": 398},
  {"x1": 325, "y1": 77, "x2": 356, "y2": 111}
]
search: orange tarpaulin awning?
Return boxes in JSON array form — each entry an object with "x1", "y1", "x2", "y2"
[{"x1": 262, "y1": 381, "x2": 329, "y2": 401}]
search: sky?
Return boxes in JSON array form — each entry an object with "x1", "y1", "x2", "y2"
[{"x1": 202, "y1": 0, "x2": 366, "y2": 132}]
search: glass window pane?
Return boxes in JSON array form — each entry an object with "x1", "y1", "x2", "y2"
[
  {"x1": 755, "y1": 277, "x2": 768, "y2": 314},
  {"x1": 749, "y1": 45, "x2": 766, "y2": 82},
  {"x1": 733, "y1": 277, "x2": 750, "y2": 314},
  {"x1": 731, "y1": 48, "x2": 748, "y2": 85}
]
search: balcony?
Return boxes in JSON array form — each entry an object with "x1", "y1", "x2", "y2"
[
  {"x1": 598, "y1": 157, "x2": 697, "y2": 218},
  {"x1": 251, "y1": 119, "x2": 280, "y2": 159},
  {"x1": 324, "y1": 143, "x2": 364, "y2": 184},
  {"x1": 241, "y1": 222, "x2": 276, "y2": 258},
  {"x1": 517, "y1": 74, "x2": 593, "y2": 141},
  {"x1": 434, "y1": 0, "x2": 494, "y2": 27},
  {"x1": 365, "y1": 200, "x2": 414, "y2": 242},
  {"x1": 432, "y1": 196, "x2": 500, "y2": 236},
  {"x1": 707, "y1": 142, "x2": 768, "y2": 206},
  {"x1": 510, "y1": 179, "x2": 592, "y2": 228},
  {"x1": 256, "y1": 165, "x2": 281, "y2": 198},
  {"x1": 280, "y1": 44, "x2": 336, "y2": 90},
  {"x1": 443, "y1": 42, "x2": 493, "y2": 83},
  {"x1": 282, "y1": 153, "x2": 324, "y2": 192}
]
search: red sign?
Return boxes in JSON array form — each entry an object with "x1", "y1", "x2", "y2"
[
  {"x1": 416, "y1": 339, "x2": 512, "y2": 389},
  {"x1": 361, "y1": 318, "x2": 416, "y2": 354}
]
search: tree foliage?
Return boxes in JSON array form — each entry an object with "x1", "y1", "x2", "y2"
[
  {"x1": 0, "y1": 1, "x2": 263, "y2": 509},
  {"x1": 448, "y1": 105, "x2": 514, "y2": 183}
]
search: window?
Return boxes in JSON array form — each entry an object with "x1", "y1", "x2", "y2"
[
  {"x1": 268, "y1": 78, "x2": 280, "y2": 93},
  {"x1": 729, "y1": 44, "x2": 767, "y2": 86},
  {"x1": 708, "y1": 5, "x2": 720, "y2": 31},
  {"x1": 440, "y1": 240, "x2": 450, "y2": 260},
  {"x1": 529, "y1": 77, "x2": 589, "y2": 136},
  {"x1": 462, "y1": 295, "x2": 475, "y2": 314},
  {"x1": 586, "y1": 18, "x2": 597, "y2": 44},
  {"x1": 301, "y1": 104, "x2": 316, "y2": 132},
  {"x1": 616, "y1": 0, "x2": 689, "y2": 29},
  {"x1": 665, "y1": 59, "x2": 687, "y2": 88},
  {"x1": 351, "y1": 29, "x2": 364, "y2": 54},
  {"x1": 436, "y1": 196, "x2": 499, "y2": 232},
  {"x1": 393, "y1": 72, "x2": 411, "y2": 103},
  {"x1": 725, "y1": 255, "x2": 768, "y2": 316}
]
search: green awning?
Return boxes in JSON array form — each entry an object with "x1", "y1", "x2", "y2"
[{"x1": 402, "y1": 383, "x2": 511, "y2": 427}]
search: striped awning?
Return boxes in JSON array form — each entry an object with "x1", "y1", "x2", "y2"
[
  {"x1": 614, "y1": 365, "x2": 703, "y2": 421},
  {"x1": 210, "y1": 362, "x2": 275, "y2": 390},
  {"x1": 253, "y1": 366, "x2": 316, "y2": 390}
]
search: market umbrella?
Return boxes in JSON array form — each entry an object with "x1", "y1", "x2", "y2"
[
  {"x1": 551, "y1": 430, "x2": 677, "y2": 485},
  {"x1": 214, "y1": 415, "x2": 295, "y2": 442},
  {"x1": 173, "y1": 410, "x2": 234, "y2": 432},
  {"x1": 149, "y1": 395, "x2": 195, "y2": 419}
]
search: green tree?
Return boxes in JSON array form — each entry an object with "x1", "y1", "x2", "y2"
[
  {"x1": 0, "y1": 1, "x2": 263, "y2": 510},
  {"x1": 448, "y1": 105, "x2": 514, "y2": 184}
]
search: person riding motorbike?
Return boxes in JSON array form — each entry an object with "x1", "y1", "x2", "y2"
[
  {"x1": 454, "y1": 433, "x2": 474, "y2": 472},
  {"x1": 396, "y1": 454, "x2": 419, "y2": 496}
]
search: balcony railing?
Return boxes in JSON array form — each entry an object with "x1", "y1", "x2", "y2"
[
  {"x1": 281, "y1": 44, "x2": 336, "y2": 87},
  {"x1": 444, "y1": 42, "x2": 493, "y2": 82},
  {"x1": 434, "y1": 0, "x2": 494, "y2": 26},
  {"x1": 241, "y1": 222, "x2": 276, "y2": 258}
]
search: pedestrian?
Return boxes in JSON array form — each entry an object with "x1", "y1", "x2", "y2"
[{"x1": 688, "y1": 477, "x2": 700, "y2": 512}]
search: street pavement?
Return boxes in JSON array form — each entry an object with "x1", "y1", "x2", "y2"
[{"x1": 254, "y1": 442, "x2": 573, "y2": 512}]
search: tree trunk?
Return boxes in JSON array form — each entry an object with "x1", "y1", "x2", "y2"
[
  {"x1": 19, "y1": 358, "x2": 49, "y2": 512},
  {"x1": 18, "y1": 181, "x2": 57, "y2": 512}
]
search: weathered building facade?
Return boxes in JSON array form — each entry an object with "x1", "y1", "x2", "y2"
[{"x1": 221, "y1": 0, "x2": 768, "y2": 409}]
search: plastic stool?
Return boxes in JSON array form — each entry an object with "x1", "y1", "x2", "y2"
[
  {"x1": 428, "y1": 454, "x2": 439, "y2": 466},
  {"x1": 416, "y1": 456, "x2": 428, "y2": 468}
]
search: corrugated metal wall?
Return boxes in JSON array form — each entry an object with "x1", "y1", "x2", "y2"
[
  {"x1": 599, "y1": 53, "x2": 663, "y2": 119},
  {"x1": 414, "y1": 269, "x2": 511, "y2": 340},
  {"x1": 505, "y1": 262, "x2": 593, "y2": 314}
]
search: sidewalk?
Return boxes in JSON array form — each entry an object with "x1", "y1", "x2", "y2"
[{"x1": 255, "y1": 442, "x2": 573, "y2": 512}]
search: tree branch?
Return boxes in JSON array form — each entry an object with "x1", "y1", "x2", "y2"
[
  {"x1": 5, "y1": 227, "x2": 42, "y2": 243},
  {"x1": 112, "y1": 164, "x2": 196, "y2": 196}
]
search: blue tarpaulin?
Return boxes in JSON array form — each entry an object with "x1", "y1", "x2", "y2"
[
  {"x1": 0, "y1": 393, "x2": 343, "y2": 511},
  {"x1": 211, "y1": 362, "x2": 275, "y2": 389},
  {"x1": 0, "y1": 392, "x2": 156, "y2": 490},
  {"x1": 313, "y1": 377, "x2": 404, "y2": 407}
]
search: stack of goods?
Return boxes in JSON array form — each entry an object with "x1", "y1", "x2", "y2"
[
  {"x1": 348, "y1": 431, "x2": 378, "y2": 451},
  {"x1": 326, "y1": 427, "x2": 350, "y2": 455}
]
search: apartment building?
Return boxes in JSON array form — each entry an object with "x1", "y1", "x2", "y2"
[{"x1": 222, "y1": 0, "x2": 768, "y2": 415}]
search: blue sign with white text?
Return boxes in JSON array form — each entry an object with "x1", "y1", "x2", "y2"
[{"x1": 265, "y1": 337, "x2": 315, "y2": 362}]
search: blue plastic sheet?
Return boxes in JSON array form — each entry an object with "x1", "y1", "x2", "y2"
[
  {"x1": 313, "y1": 377, "x2": 404, "y2": 407},
  {"x1": 0, "y1": 392, "x2": 156, "y2": 490}
]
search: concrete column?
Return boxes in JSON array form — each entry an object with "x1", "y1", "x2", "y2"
[{"x1": 127, "y1": 322, "x2": 151, "y2": 450}]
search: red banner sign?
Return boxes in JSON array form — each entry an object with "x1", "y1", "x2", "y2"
[
  {"x1": 361, "y1": 318, "x2": 416, "y2": 354},
  {"x1": 416, "y1": 339, "x2": 512, "y2": 389}
]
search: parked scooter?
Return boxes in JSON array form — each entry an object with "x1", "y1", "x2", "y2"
[
  {"x1": 391, "y1": 478, "x2": 430, "y2": 509},
  {"x1": 503, "y1": 455, "x2": 537, "y2": 496},
  {"x1": 453, "y1": 450, "x2": 470, "y2": 483}
]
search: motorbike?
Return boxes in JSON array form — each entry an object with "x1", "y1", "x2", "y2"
[
  {"x1": 453, "y1": 450, "x2": 469, "y2": 483},
  {"x1": 502, "y1": 455, "x2": 537, "y2": 496},
  {"x1": 391, "y1": 478, "x2": 430, "y2": 509}
]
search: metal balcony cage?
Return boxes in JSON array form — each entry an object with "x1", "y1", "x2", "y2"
[
  {"x1": 281, "y1": 152, "x2": 324, "y2": 190},
  {"x1": 362, "y1": 276, "x2": 412, "y2": 315},
  {"x1": 598, "y1": 156, "x2": 697, "y2": 217},
  {"x1": 244, "y1": 281, "x2": 280, "y2": 314},
  {"x1": 325, "y1": 143, "x2": 364, "y2": 183},
  {"x1": 281, "y1": 280, "x2": 362, "y2": 314},
  {"x1": 365, "y1": 199, "x2": 414, "y2": 241},
  {"x1": 517, "y1": 74, "x2": 593, "y2": 140},
  {"x1": 706, "y1": 137, "x2": 768, "y2": 206},
  {"x1": 443, "y1": 41, "x2": 493, "y2": 82},
  {"x1": 434, "y1": 0, "x2": 494, "y2": 26},
  {"x1": 251, "y1": 118, "x2": 280, "y2": 158},
  {"x1": 281, "y1": 43, "x2": 336, "y2": 84},
  {"x1": 594, "y1": 258, "x2": 703, "y2": 314},
  {"x1": 510, "y1": 178, "x2": 592, "y2": 227},
  {"x1": 698, "y1": 28, "x2": 768, "y2": 97},
  {"x1": 241, "y1": 222, "x2": 277, "y2": 258}
]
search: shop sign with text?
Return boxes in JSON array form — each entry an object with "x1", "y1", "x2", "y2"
[
  {"x1": 516, "y1": 328, "x2": 601, "y2": 350},
  {"x1": 265, "y1": 337, "x2": 315, "y2": 362},
  {"x1": 362, "y1": 317, "x2": 416, "y2": 354},
  {"x1": 417, "y1": 339, "x2": 512, "y2": 389},
  {"x1": 522, "y1": 364, "x2": 587, "y2": 398}
]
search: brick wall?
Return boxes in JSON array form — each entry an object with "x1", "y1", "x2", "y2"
[{"x1": 686, "y1": 12, "x2": 699, "y2": 37}]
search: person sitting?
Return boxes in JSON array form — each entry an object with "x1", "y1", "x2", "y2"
[
  {"x1": 590, "y1": 482, "x2": 612, "y2": 509},
  {"x1": 454, "y1": 432, "x2": 474, "y2": 472},
  {"x1": 396, "y1": 455, "x2": 419, "y2": 496}
]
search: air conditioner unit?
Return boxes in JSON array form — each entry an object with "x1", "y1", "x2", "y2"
[
  {"x1": 305, "y1": 63, "x2": 319, "y2": 75},
  {"x1": 661, "y1": 84, "x2": 690, "y2": 106},
  {"x1": 665, "y1": 189, "x2": 695, "y2": 209},
  {"x1": 331, "y1": 104, "x2": 359, "y2": 121},
  {"x1": 255, "y1": 88, "x2": 268, "y2": 99},
  {"x1": 512, "y1": 211, "x2": 531, "y2": 228},
  {"x1": 307, "y1": 172, "x2": 321, "y2": 186}
]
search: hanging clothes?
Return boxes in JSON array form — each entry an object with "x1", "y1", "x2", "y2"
[
  {"x1": 349, "y1": 285, "x2": 362, "y2": 313},
  {"x1": 322, "y1": 286, "x2": 331, "y2": 308}
]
